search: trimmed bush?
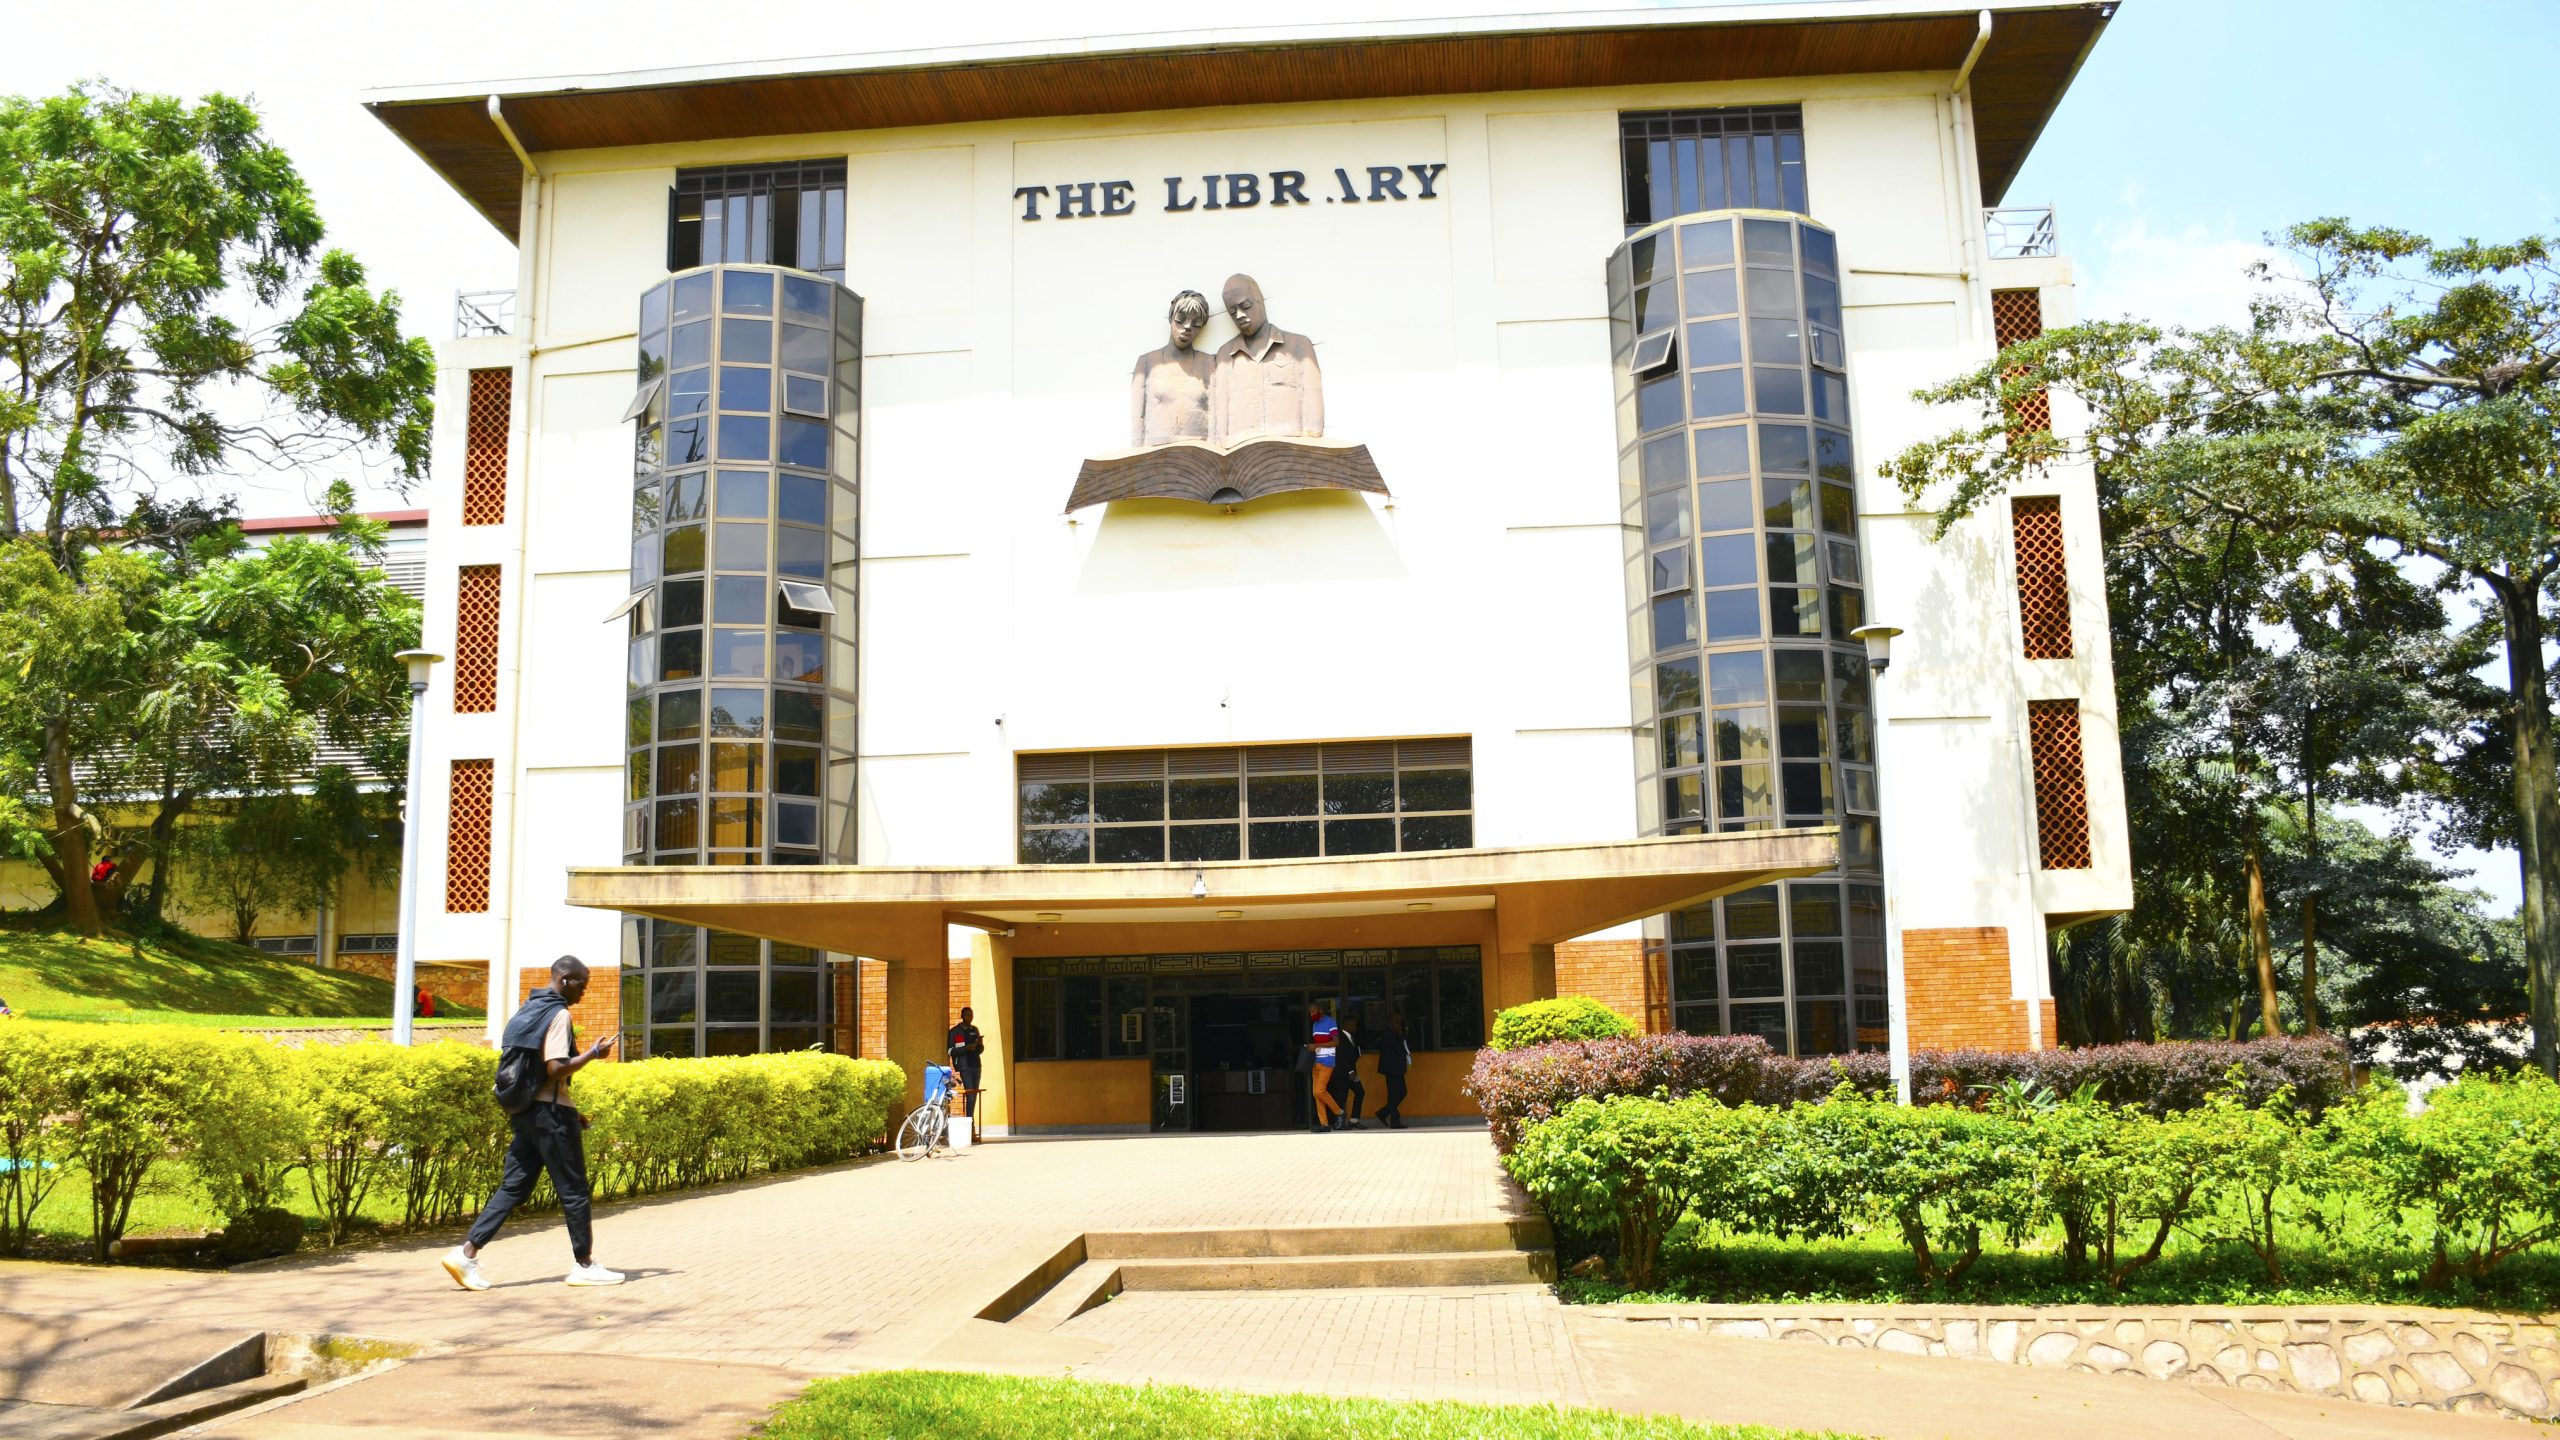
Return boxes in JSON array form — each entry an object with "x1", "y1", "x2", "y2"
[
  {"x1": 1489, "y1": 998, "x2": 1638, "y2": 1051},
  {"x1": 1503, "y1": 1069, "x2": 2560, "y2": 1295},
  {"x1": 0, "y1": 1019, "x2": 906, "y2": 1258},
  {"x1": 216, "y1": 1206, "x2": 302, "y2": 1263},
  {"x1": 1466, "y1": 1032, "x2": 2350, "y2": 1154}
]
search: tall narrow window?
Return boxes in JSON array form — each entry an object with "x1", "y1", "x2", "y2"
[
  {"x1": 446, "y1": 758, "x2": 495, "y2": 911},
  {"x1": 453, "y1": 565, "x2": 502, "y2": 713},
  {"x1": 462, "y1": 368, "x2": 511, "y2": 525},
  {"x1": 1991, "y1": 289, "x2": 2051, "y2": 436},
  {"x1": 1619, "y1": 107, "x2": 1807, "y2": 232},
  {"x1": 669, "y1": 162, "x2": 848, "y2": 281},
  {"x1": 2026, "y1": 700, "x2": 2092, "y2": 870},
  {"x1": 2011, "y1": 496, "x2": 2072, "y2": 659}
]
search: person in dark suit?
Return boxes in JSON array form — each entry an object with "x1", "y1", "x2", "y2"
[{"x1": 1375, "y1": 1009, "x2": 1414, "y2": 1129}]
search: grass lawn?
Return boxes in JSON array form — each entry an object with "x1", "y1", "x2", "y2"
[
  {"x1": 762, "y1": 1373, "x2": 1856, "y2": 1440},
  {"x1": 0, "y1": 919, "x2": 481, "y2": 1026},
  {"x1": 1558, "y1": 1207, "x2": 2560, "y2": 1314}
]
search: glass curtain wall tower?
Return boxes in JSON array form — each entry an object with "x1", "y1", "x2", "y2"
[
  {"x1": 618, "y1": 264, "x2": 863, "y2": 1056},
  {"x1": 1610, "y1": 211, "x2": 1887, "y2": 1056}
]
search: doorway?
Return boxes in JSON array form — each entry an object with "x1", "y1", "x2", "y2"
[{"x1": 1187, "y1": 992, "x2": 1305, "y2": 1131}]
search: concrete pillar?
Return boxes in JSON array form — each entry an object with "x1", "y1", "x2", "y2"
[
  {"x1": 1491, "y1": 942, "x2": 1557, "y2": 1013},
  {"x1": 885, "y1": 953, "x2": 952, "y2": 1111},
  {"x1": 967, "y1": 930, "x2": 1016, "y2": 1136}
]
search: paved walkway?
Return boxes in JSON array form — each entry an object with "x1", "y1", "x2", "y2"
[{"x1": 0, "y1": 1127, "x2": 2528, "y2": 1437}]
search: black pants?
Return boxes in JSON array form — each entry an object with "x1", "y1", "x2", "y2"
[
  {"x1": 953, "y1": 1057, "x2": 982, "y2": 1115},
  {"x1": 1379, "y1": 1071, "x2": 1409, "y2": 1120},
  {"x1": 467, "y1": 1103, "x2": 593, "y2": 1262},
  {"x1": 1329, "y1": 1068, "x2": 1365, "y2": 1120}
]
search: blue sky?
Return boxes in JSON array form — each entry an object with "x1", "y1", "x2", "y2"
[{"x1": 2012, "y1": 0, "x2": 2560, "y2": 330}]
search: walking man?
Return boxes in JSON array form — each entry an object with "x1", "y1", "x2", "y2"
[
  {"x1": 1376, "y1": 1009, "x2": 1414, "y2": 1128},
  {"x1": 442, "y1": 955, "x2": 623, "y2": 1290},
  {"x1": 1327, "y1": 1017, "x2": 1367, "y2": 1128},
  {"x1": 1306, "y1": 1002, "x2": 1345, "y2": 1133},
  {"x1": 946, "y1": 1006, "x2": 986, "y2": 1119}
]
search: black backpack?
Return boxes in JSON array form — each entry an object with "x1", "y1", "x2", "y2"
[{"x1": 493, "y1": 993, "x2": 568, "y2": 1114}]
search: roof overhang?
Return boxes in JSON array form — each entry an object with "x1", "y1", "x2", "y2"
[
  {"x1": 564, "y1": 829, "x2": 1838, "y2": 961},
  {"x1": 366, "y1": 1, "x2": 2112, "y2": 238}
]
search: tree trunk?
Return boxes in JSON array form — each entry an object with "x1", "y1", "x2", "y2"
[
  {"x1": 2491, "y1": 574, "x2": 2560, "y2": 1079},
  {"x1": 41, "y1": 718, "x2": 102, "y2": 937},
  {"x1": 2301, "y1": 773, "x2": 2322, "y2": 1034},
  {"x1": 139, "y1": 785, "x2": 190, "y2": 927},
  {"x1": 2246, "y1": 846, "x2": 2281, "y2": 1037}
]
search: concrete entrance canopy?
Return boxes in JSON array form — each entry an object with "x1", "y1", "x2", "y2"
[
  {"x1": 567, "y1": 830, "x2": 1835, "y2": 1123},
  {"x1": 564, "y1": 830, "x2": 1837, "y2": 959}
]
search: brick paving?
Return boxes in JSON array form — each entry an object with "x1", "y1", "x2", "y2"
[{"x1": 0, "y1": 1128, "x2": 1530, "y2": 1373}]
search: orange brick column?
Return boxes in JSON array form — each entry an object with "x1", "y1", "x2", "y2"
[
  {"x1": 1554, "y1": 938, "x2": 1655, "y2": 1032},
  {"x1": 1900, "y1": 926, "x2": 2045, "y2": 1051},
  {"x1": 515, "y1": 966, "x2": 621, "y2": 1060}
]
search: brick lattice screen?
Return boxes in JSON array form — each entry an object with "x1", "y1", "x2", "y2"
[
  {"x1": 2011, "y1": 495, "x2": 2073, "y2": 659},
  {"x1": 445, "y1": 758, "x2": 494, "y2": 912},
  {"x1": 1991, "y1": 289, "x2": 2051, "y2": 437},
  {"x1": 2026, "y1": 699, "x2": 2093, "y2": 870},
  {"x1": 452, "y1": 565, "x2": 502, "y2": 713},
  {"x1": 462, "y1": 368, "x2": 511, "y2": 526}
]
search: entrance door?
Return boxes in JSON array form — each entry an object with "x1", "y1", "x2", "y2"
[{"x1": 1188, "y1": 993, "x2": 1303, "y2": 1131}]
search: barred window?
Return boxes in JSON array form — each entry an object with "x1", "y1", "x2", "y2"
[
  {"x1": 1017, "y1": 739, "x2": 1473, "y2": 864},
  {"x1": 669, "y1": 161, "x2": 847, "y2": 281},
  {"x1": 1620, "y1": 106, "x2": 1808, "y2": 231}
]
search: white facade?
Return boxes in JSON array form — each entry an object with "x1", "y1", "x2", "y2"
[{"x1": 393, "y1": 7, "x2": 2128, "y2": 1048}]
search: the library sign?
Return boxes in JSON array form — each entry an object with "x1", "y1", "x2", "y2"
[{"x1": 1014, "y1": 164, "x2": 1448, "y2": 221}]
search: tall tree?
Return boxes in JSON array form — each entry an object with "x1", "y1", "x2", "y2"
[
  {"x1": 0, "y1": 84, "x2": 432, "y2": 934},
  {"x1": 1881, "y1": 222, "x2": 2557, "y2": 1071}
]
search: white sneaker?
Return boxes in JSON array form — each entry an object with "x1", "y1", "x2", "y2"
[
  {"x1": 440, "y1": 1247, "x2": 489, "y2": 1292},
  {"x1": 565, "y1": 1261, "x2": 625, "y2": 1286}
]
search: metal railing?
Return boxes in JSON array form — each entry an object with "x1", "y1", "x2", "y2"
[
  {"x1": 453, "y1": 289, "x2": 516, "y2": 338},
  {"x1": 1983, "y1": 205, "x2": 2060, "y2": 259}
]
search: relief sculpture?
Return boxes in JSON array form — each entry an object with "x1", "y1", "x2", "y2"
[{"x1": 1069, "y1": 273, "x2": 1388, "y2": 511}]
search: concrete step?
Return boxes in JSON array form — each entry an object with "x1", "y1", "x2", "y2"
[
  {"x1": 1006, "y1": 1258, "x2": 1123, "y2": 1331},
  {"x1": 1114, "y1": 1248, "x2": 1554, "y2": 1291},
  {"x1": 1084, "y1": 1218, "x2": 1551, "y2": 1261}
]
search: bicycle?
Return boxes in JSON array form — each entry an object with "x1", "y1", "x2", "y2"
[{"x1": 896, "y1": 1063, "x2": 957, "y2": 1161}]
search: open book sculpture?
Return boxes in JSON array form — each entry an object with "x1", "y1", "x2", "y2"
[{"x1": 1066, "y1": 273, "x2": 1389, "y2": 512}]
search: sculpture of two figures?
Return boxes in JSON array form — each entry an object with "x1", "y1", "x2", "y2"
[{"x1": 1070, "y1": 273, "x2": 1385, "y2": 511}]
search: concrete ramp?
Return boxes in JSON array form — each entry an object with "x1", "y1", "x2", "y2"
[{"x1": 0, "y1": 1313, "x2": 264, "y2": 1408}]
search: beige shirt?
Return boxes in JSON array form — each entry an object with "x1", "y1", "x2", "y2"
[
  {"x1": 1129, "y1": 345, "x2": 1216, "y2": 446},
  {"x1": 1212, "y1": 324, "x2": 1324, "y2": 442},
  {"x1": 532, "y1": 1009, "x2": 573, "y2": 1105}
]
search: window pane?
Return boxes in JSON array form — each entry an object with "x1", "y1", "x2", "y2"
[
  {"x1": 778, "y1": 472, "x2": 826, "y2": 525},
  {"x1": 1697, "y1": 478, "x2": 1752, "y2": 531},
  {"x1": 1713, "y1": 707, "x2": 1770, "y2": 762},
  {"x1": 775, "y1": 744, "x2": 820, "y2": 796},
  {"x1": 1169, "y1": 777, "x2": 1240, "y2": 820},
  {"x1": 1095, "y1": 779, "x2": 1164, "y2": 824},
  {"x1": 1247, "y1": 775, "x2": 1318, "y2": 818},
  {"x1": 1682, "y1": 268, "x2": 1737, "y2": 317},
  {"x1": 1399, "y1": 769, "x2": 1471, "y2": 812},
  {"x1": 662, "y1": 524, "x2": 705, "y2": 575},
  {"x1": 720, "y1": 318, "x2": 771, "y2": 364},
  {"x1": 1095, "y1": 826, "x2": 1166, "y2": 863},
  {"x1": 1703, "y1": 589, "x2": 1760, "y2": 642},
  {"x1": 1791, "y1": 883, "x2": 1843, "y2": 938},
  {"x1": 1325, "y1": 817, "x2": 1396, "y2": 854},
  {"x1": 711, "y1": 628, "x2": 764, "y2": 678},
  {"x1": 718, "y1": 416, "x2": 771, "y2": 462},
  {"x1": 1020, "y1": 781, "x2": 1092, "y2": 826},
  {"x1": 1688, "y1": 368, "x2": 1745, "y2": 420},
  {"x1": 773, "y1": 690, "x2": 821, "y2": 741},
  {"x1": 1693, "y1": 424, "x2": 1749, "y2": 479},
  {"x1": 1169, "y1": 823, "x2": 1242, "y2": 862},
  {"x1": 649, "y1": 971, "x2": 699, "y2": 1024},
  {"x1": 1728, "y1": 944, "x2": 1785, "y2": 998},
  {"x1": 1660, "y1": 713, "x2": 1702, "y2": 768},
  {"x1": 710, "y1": 741, "x2": 763, "y2": 793},
  {"x1": 1707, "y1": 650, "x2": 1766, "y2": 705},
  {"x1": 779, "y1": 418, "x2": 828, "y2": 470},
  {"x1": 654, "y1": 797, "x2": 700, "y2": 851},
  {"x1": 1401, "y1": 815, "x2": 1472, "y2": 851},
  {"x1": 658, "y1": 628, "x2": 702, "y2": 681},
  {"x1": 1796, "y1": 998, "x2": 1850, "y2": 1056},
  {"x1": 1020, "y1": 827, "x2": 1090, "y2": 863},
  {"x1": 1249, "y1": 820, "x2": 1319, "y2": 858},
  {"x1": 1671, "y1": 944, "x2": 1718, "y2": 1001},
  {"x1": 1434, "y1": 967, "x2": 1484, "y2": 1049},
  {"x1": 657, "y1": 743, "x2": 702, "y2": 796},
  {"x1": 1323, "y1": 771, "x2": 1395, "y2": 815},
  {"x1": 709, "y1": 687, "x2": 766, "y2": 737},
  {"x1": 719, "y1": 366, "x2": 771, "y2": 414},
  {"x1": 774, "y1": 631, "x2": 823, "y2": 685},
  {"x1": 1655, "y1": 655, "x2": 1702, "y2": 713}
]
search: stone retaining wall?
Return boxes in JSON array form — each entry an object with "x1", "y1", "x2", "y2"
[{"x1": 1593, "y1": 1303, "x2": 2559, "y2": 1422}]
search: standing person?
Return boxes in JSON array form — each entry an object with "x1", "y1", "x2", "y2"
[
  {"x1": 1305, "y1": 1002, "x2": 1344, "y2": 1134},
  {"x1": 946, "y1": 1006, "x2": 985, "y2": 1120},
  {"x1": 441, "y1": 955, "x2": 623, "y2": 1290},
  {"x1": 1375, "y1": 1009, "x2": 1414, "y2": 1129},
  {"x1": 1327, "y1": 1017, "x2": 1367, "y2": 1128}
]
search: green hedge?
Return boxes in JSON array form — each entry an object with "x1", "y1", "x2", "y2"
[
  {"x1": 1487, "y1": 998, "x2": 1638, "y2": 1051},
  {"x1": 1504, "y1": 1071, "x2": 2560, "y2": 1292},
  {"x1": 0, "y1": 1020, "x2": 903, "y2": 1260}
]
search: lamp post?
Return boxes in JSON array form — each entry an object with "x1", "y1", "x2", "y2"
[
  {"x1": 1851, "y1": 624, "x2": 1911, "y2": 1105},
  {"x1": 391, "y1": 649, "x2": 444, "y2": 1046}
]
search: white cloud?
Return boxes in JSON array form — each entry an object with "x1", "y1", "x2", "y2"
[{"x1": 2071, "y1": 214, "x2": 2289, "y2": 332}]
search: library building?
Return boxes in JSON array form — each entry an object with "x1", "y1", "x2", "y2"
[{"x1": 370, "y1": 0, "x2": 2130, "y2": 1133}]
